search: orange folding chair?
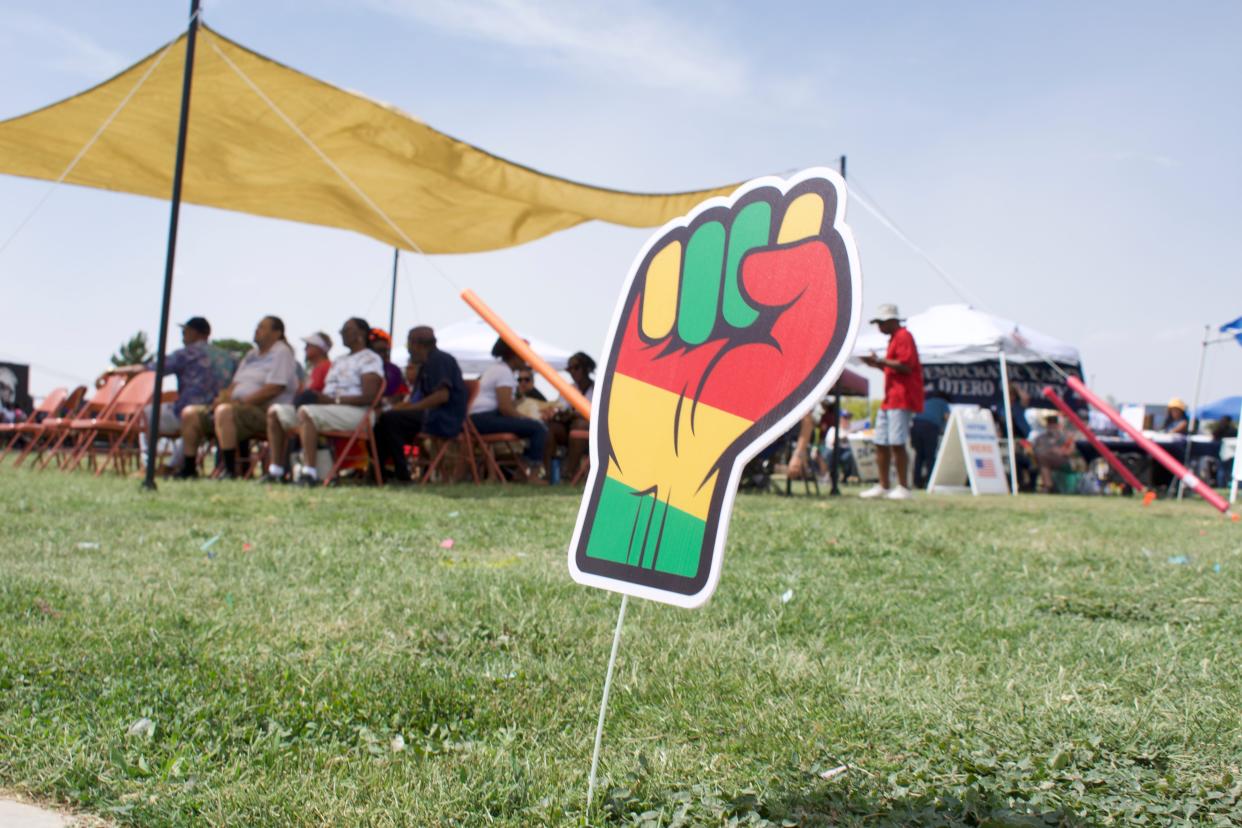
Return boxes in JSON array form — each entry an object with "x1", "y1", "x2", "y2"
[
  {"x1": 320, "y1": 386, "x2": 385, "y2": 487},
  {"x1": 64, "y1": 371, "x2": 157, "y2": 474},
  {"x1": 462, "y1": 380, "x2": 529, "y2": 485},
  {"x1": 26, "y1": 375, "x2": 128, "y2": 470},
  {"x1": 568, "y1": 427, "x2": 591, "y2": 485},
  {"x1": 411, "y1": 383, "x2": 480, "y2": 485},
  {"x1": 0, "y1": 386, "x2": 69, "y2": 466}
]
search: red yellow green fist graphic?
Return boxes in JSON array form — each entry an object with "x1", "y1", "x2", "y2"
[{"x1": 568, "y1": 169, "x2": 861, "y2": 607}]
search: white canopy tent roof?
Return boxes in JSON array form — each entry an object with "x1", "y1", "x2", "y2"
[
  {"x1": 851, "y1": 303, "x2": 1080, "y2": 365},
  {"x1": 434, "y1": 318, "x2": 575, "y2": 377}
]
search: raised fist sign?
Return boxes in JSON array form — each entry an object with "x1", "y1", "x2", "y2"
[{"x1": 568, "y1": 169, "x2": 861, "y2": 608}]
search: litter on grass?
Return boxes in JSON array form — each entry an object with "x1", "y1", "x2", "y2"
[
  {"x1": 390, "y1": 734, "x2": 405, "y2": 753},
  {"x1": 126, "y1": 718, "x2": 154, "y2": 738},
  {"x1": 75, "y1": 542, "x2": 100, "y2": 550},
  {"x1": 1167, "y1": 555, "x2": 1190, "y2": 565},
  {"x1": 439, "y1": 538, "x2": 454, "y2": 550},
  {"x1": 200, "y1": 534, "x2": 221, "y2": 552},
  {"x1": 820, "y1": 765, "x2": 848, "y2": 781},
  {"x1": 780, "y1": 589, "x2": 794, "y2": 604}
]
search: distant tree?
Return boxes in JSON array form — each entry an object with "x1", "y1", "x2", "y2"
[
  {"x1": 110, "y1": 331, "x2": 151, "y2": 367},
  {"x1": 212, "y1": 338, "x2": 253, "y2": 363}
]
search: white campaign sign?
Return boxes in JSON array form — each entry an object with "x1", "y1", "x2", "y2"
[
  {"x1": 848, "y1": 433, "x2": 879, "y2": 481},
  {"x1": 1232, "y1": 399, "x2": 1242, "y2": 504},
  {"x1": 927, "y1": 408, "x2": 1010, "y2": 496}
]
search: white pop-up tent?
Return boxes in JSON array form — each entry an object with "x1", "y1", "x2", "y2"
[
  {"x1": 852, "y1": 303, "x2": 1080, "y2": 365},
  {"x1": 852, "y1": 304, "x2": 1083, "y2": 494},
  {"x1": 434, "y1": 318, "x2": 575, "y2": 377}
]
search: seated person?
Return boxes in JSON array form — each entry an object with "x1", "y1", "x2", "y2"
[
  {"x1": 817, "y1": 406, "x2": 858, "y2": 482},
  {"x1": 179, "y1": 315, "x2": 299, "y2": 478},
  {"x1": 369, "y1": 328, "x2": 409, "y2": 403},
  {"x1": 471, "y1": 337, "x2": 549, "y2": 483},
  {"x1": 541, "y1": 352, "x2": 594, "y2": 482},
  {"x1": 1163, "y1": 398, "x2": 1190, "y2": 435},
  {"x1": 1031, "y1": 414, "x2": 1081, "y2": 493},
  {"x1": 265, "y1": 317, "x2": 384, "y2": 484},
  {"x1": 514, "y1": 366, "x2": 556, "y2": 420},
  {"x1": 515, "y1": 369, "x2": 546, "y2": 403},
  {"x1": 1212, "y1": 415, "x2": 1237, "y2": 486},
  {"x1": 784, "y1": 412, "x2": 816, "y2": 480},
  {"x1": 145, "y1": 316, "x2": 236, "y2": 469},
  {"x1": 373, "y1": 325, "x2": 468, "y2": 483},
  {"x1": 300, "y1": 331, "x2": 333, "y2": 394}
]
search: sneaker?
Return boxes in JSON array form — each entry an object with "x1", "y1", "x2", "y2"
[
  {"x1": 859, "y1": 484, "x2": 888, "y2": 499},
  {"x1": 294, "y1": 473, "x2": 319, "y2": 487},
  {"x1": 886, "y1": 485, "x2": 912, "y2": 500}
]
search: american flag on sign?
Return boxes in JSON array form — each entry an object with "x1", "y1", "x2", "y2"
[{"x1": 974, "y1": 456, "x2": 997, "y2": 477}]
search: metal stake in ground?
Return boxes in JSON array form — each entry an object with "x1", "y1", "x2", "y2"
[
  {"x1": 586, "y1": 594, "x2": 628, "y2": 815},
  {"x1": 143, "y1": 0, "x2": 202, "y2": 490}
]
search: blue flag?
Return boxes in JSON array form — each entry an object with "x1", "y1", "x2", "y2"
[{"x1": 1222, "y1": 315, "x2": 1242, "y2": 346}]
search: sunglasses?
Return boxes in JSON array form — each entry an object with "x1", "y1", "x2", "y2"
[{"x1": 517, "y1": 376, "x2": 534, "y2": 383}]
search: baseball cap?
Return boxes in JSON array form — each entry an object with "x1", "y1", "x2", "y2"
[
  {"x1": 179, "y1": 316, "x2": 211, "y2": 336},
  {"x1": 301, "y1": 332, "x2": 331, "y2": 353},
  {"x1": 369, "y1": 328, "x2": 392, "y2": 345},
  {"x1": 1168, "y1": 397, "x2": 1187, "y2": 411},
  {"x1": 869, "y1": 304, "x2": 902, "y2": 323}
]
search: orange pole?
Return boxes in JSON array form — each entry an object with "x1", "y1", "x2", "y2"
[{"x1": 460, "y1": 289, "x2": 592, "y2": 420}]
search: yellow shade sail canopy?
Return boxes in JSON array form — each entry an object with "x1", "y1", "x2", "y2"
[{"x1": 0, "y1": 27, "x2": 740, "y2": 254}]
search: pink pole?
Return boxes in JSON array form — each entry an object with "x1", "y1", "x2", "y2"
[
  {"x1": 1042, "y1": 388, "x2": 1148, "y2": 496},
  {"x1": 1065, "y1": 376, "x2": 1234, "y2": 516}
]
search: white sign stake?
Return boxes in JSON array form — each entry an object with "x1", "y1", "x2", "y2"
[{"x1": 587, "y1": 594, "x2": 628, "y2": 813}]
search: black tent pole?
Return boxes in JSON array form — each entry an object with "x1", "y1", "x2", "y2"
[
  {"x1": 143, "y1": 0, "x2": 202, "y2": 491},
  {"x1": 388, "y1": 248, "x2": 399, "y2": 337},
  {"x1": 829, "y1": 154, "x2": 847, "y2": 496}
]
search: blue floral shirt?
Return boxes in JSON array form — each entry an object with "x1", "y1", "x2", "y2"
[{"x1": 150, "y1": 342, "x2": 236, "y2": 415}]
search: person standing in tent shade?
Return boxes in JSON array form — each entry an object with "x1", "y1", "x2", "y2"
[{"x1": 859, "y1": 304, "x2": 923, "y2": 499}]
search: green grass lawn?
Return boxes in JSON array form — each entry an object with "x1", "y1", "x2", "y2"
[{"x1": 1, "y1": 470, "x2": 1239, "y2": 826}]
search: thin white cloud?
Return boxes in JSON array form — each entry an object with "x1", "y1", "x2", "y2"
[
  {"x1": 0, "y1": 10, "x2": 125, "y2": 79},
  {"x1": 362, "y1": 0, "x2": 748, "y2": 97},
  {"x1": 1109, "y1": 150, "x2": 1180, "y2": 168}
]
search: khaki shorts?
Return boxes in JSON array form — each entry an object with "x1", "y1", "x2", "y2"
[
  {"x1": 196, "y1": 403, "x2": 269, "y2": 442},
  {"x1": 269, "y1": 403, "x2": 298, "y2": 430},
  {"x1": 273, "y1": 403, "x2": 371, "y2": 433}
]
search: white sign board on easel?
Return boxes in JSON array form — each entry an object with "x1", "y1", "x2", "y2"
[
  {"x1": 848, "y1": 433, "x2": 878, "y2": 481},
  {"x1": 927, "y1": 408, "x2": 1010, "y2": 495},
  {"x1": 1232, "y1": 399, "x2": 1242, "y2": 504}
]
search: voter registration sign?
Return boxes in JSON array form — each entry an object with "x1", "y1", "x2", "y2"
[{"x1": 927, "y1": 407, "x2": 1010, "y2": 496}]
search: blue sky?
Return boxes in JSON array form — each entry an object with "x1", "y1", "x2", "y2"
[{"x1": 1, "y1": 0, "x2": 1240, "y2": 408}]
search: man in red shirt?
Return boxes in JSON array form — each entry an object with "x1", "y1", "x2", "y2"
[{"x1": 859, "y1": 304, "x2": 924, "y2": 499}]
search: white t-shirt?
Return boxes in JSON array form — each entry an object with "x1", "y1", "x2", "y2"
[
  {"x1": 470, "y1": 362, "x2": 515, "y2": 414},
  {"x1": 322, "y1": 348, "x2": 384, "y2": 399}
]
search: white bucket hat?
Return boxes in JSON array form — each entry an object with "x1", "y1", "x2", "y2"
[{"x1": 869, "y1": 303, "x2": 902, "y2": 323}]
